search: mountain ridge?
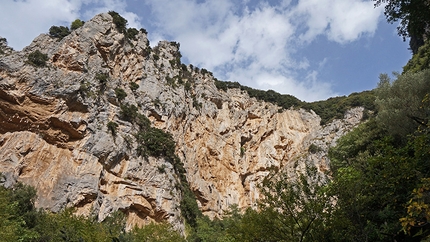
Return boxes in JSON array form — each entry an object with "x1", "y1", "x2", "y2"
[{"x1": 0, "y1": 12, "x2": 368, "y2": 231}]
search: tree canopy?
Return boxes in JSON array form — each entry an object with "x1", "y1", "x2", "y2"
[{"x1": 374, "y1": 0, "x2": 430, "y2": 53}]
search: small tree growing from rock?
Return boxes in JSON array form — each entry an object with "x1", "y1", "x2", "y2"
[
  {"x1": 108, "y1": 11, "x2": 127, "y2": 33},
  {"x1": 70, "y1": 19, "x2": 84, "y2": 31},
  {"x1": 27, "y1": 50, "x2": 48, "y2": 67},
  {"x1": 49, "y1": 26, "x2": 71, "y2": 39}
]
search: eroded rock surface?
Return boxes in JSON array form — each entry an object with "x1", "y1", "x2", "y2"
[{"x1": 0, "y1": 13, "x2": 364, "y2": 230}]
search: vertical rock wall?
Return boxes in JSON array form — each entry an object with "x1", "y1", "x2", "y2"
[{"x1": 0, "y1": 12, "x2": 364, "y2": 229}]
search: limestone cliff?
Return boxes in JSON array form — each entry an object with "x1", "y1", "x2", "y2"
[{"x1": 0, "y1": 13, "x2": 364, "y2": 229}]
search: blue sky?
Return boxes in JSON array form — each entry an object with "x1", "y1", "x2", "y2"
[{"x1": 0, "y1": 0, "x2": 411, "y2": 101}]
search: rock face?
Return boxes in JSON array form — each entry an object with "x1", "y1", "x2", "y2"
[{"x1": 0, "y1": 13, "x2": 364, "y2": 229}]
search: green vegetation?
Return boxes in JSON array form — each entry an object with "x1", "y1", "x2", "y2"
[
  {"x1": 107, "y1": 121, "x2": 119, "y2": 136},
  {"x1": 0, "y1": 181, "x2": 184, "y2": 241},
  {"x1": 48, "y1": 19, "x2": 84, "y2": 40},
  {"x1": 308, "y1": 143, "x2": 322, "y2": 153},
  {"x1": 178, "y1": 40, "x2": 430, "y2": 241},
  {"x1": 214, "y1": 79, "x2": 376, "y2": 125},
  {"x1": 140, "y1": 28, "x2": 148, "y2": 35},
  {"x1": 376, "y1": 70, "x2": 430, "y2": 138},
  {"x1": 127, "y1": 27, "x2": 139, "y2": 41},
  {"x1": 114, "y1": 87, "x2": 127, "y2": 102},
  {"x1": 108, "y1": 11, "x2": 127, "y2": 33},
  {"x1": 49, "y1": 25, "x2": 71, "y2": 39},
  {"x1": 302, "y1": 90, "x2": 376, "y2": 125},
  {"x1": 26, "y1": 50, "x2": 48, "y2": 67},
  {"x1": 373, "y1": 0, "x2": 430, "y2": 53},
  {"x1": 70, "y1": 19, "x2": 85, "y2": 31},
  {"x1": 118, "y1": 103, "x2": 202, "y2": 231},
  {"x1": 79, "y1": 80, "x2": 96, "y2": 98},
  {"x1": 9, "y1": 8, "x2": 430, "y2": 242},
  {"x1": 135, "y1": 127, "x2": 176, "y2": 158},
  {"x1": 95, "y1": 72, "x2": 109, "y2": 85},
  {"x1": 129, "y1": 82, "x2": 139, "y2": 92},
  {"x1": 403, "y1": 40, "x2": 430, "y2": 73},
  {"x1": 120, "y1": 103, "x2": 139, "y2": 122}
]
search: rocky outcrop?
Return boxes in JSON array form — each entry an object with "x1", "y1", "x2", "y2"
[
  {"x1": 0, "y1": 12, "x2": 364, "y2": 230},
  {"x1": 0, "y1": 37, "x2": 14, "y2": 56}
]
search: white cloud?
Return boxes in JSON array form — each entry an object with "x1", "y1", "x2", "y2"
[
  {"x1": 79, "y1": 0, "x2": 141, "y2": 28},
  {"x1": 295, "y1": 0, "x2": 383, "y2": 43},
  {"x1": 1, "y1": 0, "x2": 384, "y2": 101},
  {"x1": 0, "y1": 0, "x2": 80, "y2": 50},
  {"x1": 142, "y1": 0, "x2": 383, "y2": 101},
  {"x1": 0, "y1": 0, "x2": 140, "y2": 50}
]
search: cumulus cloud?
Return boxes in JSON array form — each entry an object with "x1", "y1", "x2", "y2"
[
  {"x1": 294, "y1": 0, "x2": 382, "y2": 43},
  {"x1": 0, "y1": 0, "x2": 80, "y2": 49},
  {"x1": 0, "y1": 0, "x2": 383, "y2": 101},
  {"x1": 0, "y1": 0, "x2": 140, "y2": 50},
  {"x1": 143, "y1": 0, "x2": 383, "y2": 101}
]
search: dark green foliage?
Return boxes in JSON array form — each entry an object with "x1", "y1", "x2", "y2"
[
  {"x1": 95, "y1": 72, "x2": 109, "y2": 85},
  {"x1": 373, "y1": 0, "x2": 430, "y2": 53},
  {"x1": 194, "y1": 213, "x2": 238, "y2": 242},
  {"x1": 184, "y1": 82, "x2": 191, "y2": 92},
  {"x1": 126, "y1": 28, "x2": 139, "y2": 40},
  {"x1": 115, "y1": 87, "x2": 127, "y2": 102},
  {"x1": 180, "y1": 187, "x2": 202, "y2": 229},
  {"x1": 328, "y1": 67, "x2": 430, "y2": 239},
  {"x1": 136, "y1": 114, "x2": 151, "y2": 130},
  {"x1": 215, "y1": 79, "x2": 375, "y2": 125},
  {"x1": 0, "y1": 184, "x2": 37, "y2": 241},
  {"x1": 329, "y1": 122, "x2": 430, "y2": 241},
  {"x1": 375, "y1": 70, "x2": 430, "y2": 138},
  {"x1": 120, "y1": 104, "x2": 138, "y2": 122},
  {"x1": 302, "y1": 91, "x2": 376, "y2": 125},
  {"x1": 49, "y1": 25, "x2": 71, "y2": 39},
  {"x1": 308, "y1": 143, "x2": 322, "y2": 154},
  {"x1": 192, "y1": 96, "x2": 201, "y2": 110},
  {"x1": 108, "y1": 11, "x2": 127, "y2": 33},
  {"x1": 129, "y1": 82, "x2": 139, "y2": 92},
  {"x1": 78, "y1": 80, "x2": 95, "y2": 98},
  {"x1": 214, "y1": 79, "x2": 302, "y2": 109},
  {"x1": 166, "y1": 76, "x2": 177, "y2": 87},
  {"x1": 0, "y1": 181, "x2": 186, "y2": 241},
  {"x1": 256, "y1": 166, "x2": 333, "y2": 242},
  {"x1": 128, "y1": 222, "x2": 186, "y2": 242},
  {"x1": 27, "y1": 50, "x2": 48, "y2": 67},
  {"x1": 70, "y1": 19, "x2": 84, "y2": 31},
  {"x1": 403, "y1": 39, "x2": 430, "y2": 73},
  {"x1": 136, "y1": 127, "x2": 176, "y2": 158},
  {"x1": 117, "y1": 101, "x2": 201, "y2": 228},
  {"x1": 200, "y1": 68, "x2": 209, "y2": 75},
  {"x1": 140, "y1": 28, "x2": 148, "y2": 35},
  {"x1": 107, "y1": 121, "x2": 119, "y2": 136}
]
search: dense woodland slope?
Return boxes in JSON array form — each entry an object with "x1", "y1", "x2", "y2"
[{"x1": 0, "y1": 3, "x2": 429, "y2": 241}]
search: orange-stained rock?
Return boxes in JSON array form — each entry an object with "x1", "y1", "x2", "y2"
[{"x1": 0, "y1": 13, "x2": 364, "y2": 232}]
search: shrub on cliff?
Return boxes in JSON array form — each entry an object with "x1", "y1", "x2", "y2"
[
  {"x1": 27, "y1": 50, "x2": 48, "y2": 67},
  {"x1": 49, "y1": 25, "x2": 71, "y2": 39},
  {"x1": 108, "y1": 11, "x2": 127, "y2": 33},
  {"x1": 107, "y1": 121, "x2": 119, "y2": 136},
  {"x1": 127, "y1": 28, "x2": 139, "y2": 41},
  {"x1": 70, "y1": 19, "x2": 84, "y2": 31},
  {"x1": 115, "y1": 88, "x2": 127, "y2": 102},
  {"x1": 120, "y1": 104, "x2": 138, "y2": 122},
  {"x1": 129, "y1": 82, "x2": 139, "y2": 92}
]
